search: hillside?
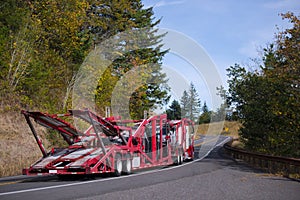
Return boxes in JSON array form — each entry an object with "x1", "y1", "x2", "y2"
[
  {"x1": 195, "y1": 121, "x2": 243, "y2": 149},
  {"x1": 0, "y1": 110, "x2": 44, "y2": 177},
  {"x1": 0, "y1": 108, "x2": 243, "y2": 178},
  {"x1": 196, "y1": 121, "x2": 242, "y2": 138}
]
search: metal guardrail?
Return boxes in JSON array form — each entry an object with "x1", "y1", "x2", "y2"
[{"x1": 224, "y1": 141, "x2": 300, "y2": 179}]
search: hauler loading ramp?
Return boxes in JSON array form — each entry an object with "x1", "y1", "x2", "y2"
[{"x1": 22, "y1": 109, "x2": 194, "y2": 176}]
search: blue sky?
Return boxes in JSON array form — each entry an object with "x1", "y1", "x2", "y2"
[{"x1": 141, "y1": 0, "x2": 299, "y2": 110}]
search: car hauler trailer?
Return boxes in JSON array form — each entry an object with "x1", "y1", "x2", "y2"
[
  {"x1": 169, "y1": 119, "x2": 195, "y2": 163},
  {"x1": 22, "y1": 109, "x2": 194, "y2": 176}
]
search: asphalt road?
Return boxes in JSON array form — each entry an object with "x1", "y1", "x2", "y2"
[{"x1": 0, "y1": 136, "x2": 299, "y2": 200}]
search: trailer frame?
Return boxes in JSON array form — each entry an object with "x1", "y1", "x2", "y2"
[{"x1": 22, "y1": 109, "x2": 194, "y2": 176}]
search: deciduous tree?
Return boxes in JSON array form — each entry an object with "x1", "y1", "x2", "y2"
[{"x1": 226, "y1": 13, "x2": 300, "y2": 157}]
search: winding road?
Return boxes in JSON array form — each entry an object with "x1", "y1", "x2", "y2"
[{"x1": 0, "y1": 136, "x2": 299, "y2": 200}]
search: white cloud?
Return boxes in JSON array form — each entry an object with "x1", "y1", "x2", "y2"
[
  {"x1": 155, "y1": 0, "x2": 186, "y2": 8},
  {"x1": 143, "y1": 0, "x2": 186, "y2": 9}
]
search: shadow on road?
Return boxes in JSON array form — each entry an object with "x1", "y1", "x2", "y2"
[{"x1": 196, "y1": 146, "x2": 299, "y2": 183}]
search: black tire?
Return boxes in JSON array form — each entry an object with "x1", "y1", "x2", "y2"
[
  {"x1": 114, "y1": 154, "x2": 122, "y2": 176},
  {"x1": 173, "y1": 154, "x2": 181, "y2": 165},
  {"x1": 179, "y1": 153, "x2": 184, "y2": 164},
  {"x1": 122, "y1": 154, "x2": 132, "y2": 175}
]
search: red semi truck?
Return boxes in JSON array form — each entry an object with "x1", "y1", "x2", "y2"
[{"x1": 22, "y1": 109, "x2": 194, "y2": 176}]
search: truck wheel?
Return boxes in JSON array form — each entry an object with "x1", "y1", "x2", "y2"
[
  {"x1": 179, "y1": 154, "x2": 184, "y2": 164},
  {"x1": 122, "y1": 154, "x2": 132, "y2": 175},
  {"x1": 114, "y1": 154, "x2": 122, "y2": 176},
  {"x1": 174, "y1": 155, "x2": 181, "y2": 165}
]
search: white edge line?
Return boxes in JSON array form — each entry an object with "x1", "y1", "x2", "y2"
[
  {"x1": 0, "y1": 137, "x2": 230, "y2": 196},
  {"x1": 216, "y1": 136, "x2": 232, "y2": 147}
]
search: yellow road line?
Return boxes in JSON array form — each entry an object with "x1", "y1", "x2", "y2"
[
  {"x1": 0, "y1": 180, "x2": 24, "y2": 186},
  {"x1": 0, "y1": 137, "x2": 220, "y2": 187}
]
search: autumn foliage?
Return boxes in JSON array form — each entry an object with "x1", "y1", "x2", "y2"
[
  {"x1": 0, "y1": 0, "x2": 169, "y2": 118},
  {"x1": 226, "y1": 13, "x2": 300, "y2": 157}
]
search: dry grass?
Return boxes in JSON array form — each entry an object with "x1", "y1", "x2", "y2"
[
  {"x1": 195, "y1": 121, "x2": 242, "y2": 140},
  {"x1": 0, "y1": 110, "x2": 44, "y2": 177},
  {"x1": 0, "y1": 109, "x2": 243, "y2": 177}
]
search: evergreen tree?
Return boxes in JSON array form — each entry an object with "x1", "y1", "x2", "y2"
[
  {"x1": 94, "y1": 0, "x2": 170, "y2": 119},
  {"x1": 211, "y1": 85, "x2": 227, "y2": 122},
  {"x1": 180, "y1": 83, "x2": 201, "y2": 122},
  {"x1": 198, "y1": 101, "x2": 211, "y2": 124},
  {"x1": 188, "y1": 83, "x2": 201, "y2": 122},
  {"x1": 166, "y1": 100, "x2": 181, "y2": 120},
  {"x1": 202, "y1": 101, "x2": 209, "y2": 113},
  {"x1": 0, "y1": 0, "x2": 170, "y2": 118},
  {"x1": 180, "y1": 90, "x2": 189, "y2": 118}
]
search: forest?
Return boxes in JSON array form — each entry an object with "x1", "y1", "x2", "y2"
[
  {"x1": 0, "y1": 0, "x2": 173, "y2": 177},
  {"x1": 0, "y1": 1, "x2": 299, "y2": 177},
  {"x1": 226, "y1": 13, "x2": 300, "y2": 157},
  {"x1": 0, "y1": 0, "x2": 169, "y2": 118},
  {"x1": 166, "y1": 12, "x2": 300, "y2": 158}
]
